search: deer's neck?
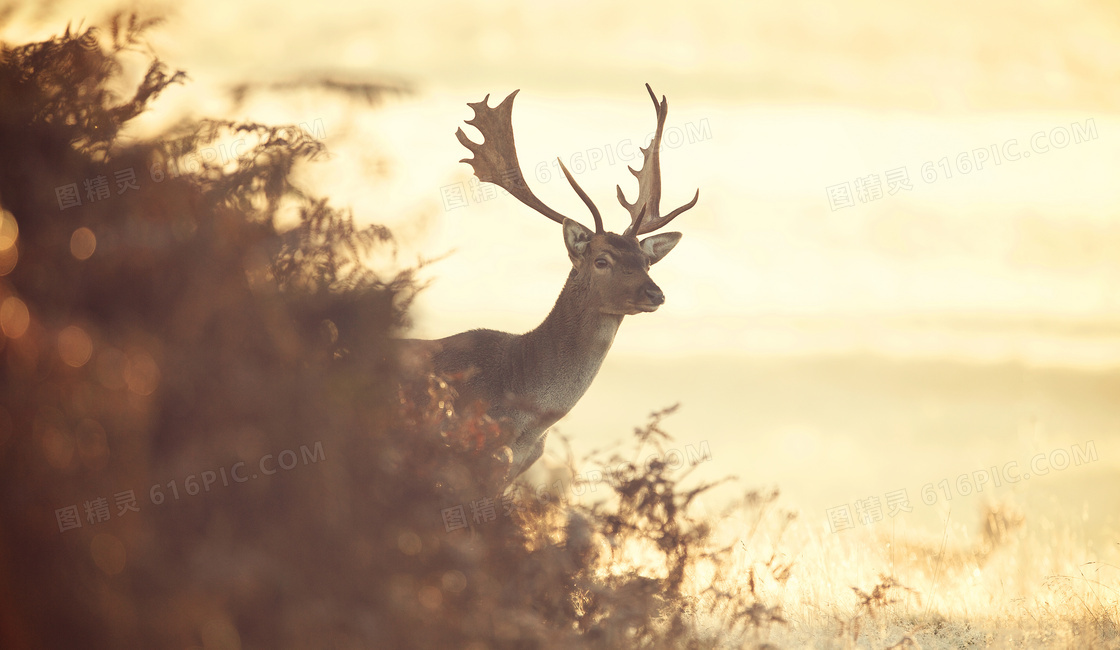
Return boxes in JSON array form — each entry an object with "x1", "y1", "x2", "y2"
[{"x1": 511, "y1": 270, "x2": 622, "y2": 409}]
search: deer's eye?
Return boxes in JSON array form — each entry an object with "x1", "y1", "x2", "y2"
[{"x1": 595, "y1": 258, "x2": 609, "y2": 269}]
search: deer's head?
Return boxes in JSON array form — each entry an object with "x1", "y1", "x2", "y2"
[
  {"x1": 456, "y1": 84, "x2": 698, "y2": 316},
  {"x1": 561, "y1": 225, "x2": 678, "y2": 315}
]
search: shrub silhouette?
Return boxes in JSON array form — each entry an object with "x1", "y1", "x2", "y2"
[{"x1": 0, "y1": 17, "x2": 770, "y2": 649}]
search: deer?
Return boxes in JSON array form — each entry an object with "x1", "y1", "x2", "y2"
[{"x1": 401, "y1": 84, "x2": 698, "y2": 487}]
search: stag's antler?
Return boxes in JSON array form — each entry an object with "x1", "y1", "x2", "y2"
[
  {"x1": 456, "y1": 90, "x2": 604, "y2": 233},
  {"x1": 617, "y1": 84, "x2": 699, "y2": 237}
]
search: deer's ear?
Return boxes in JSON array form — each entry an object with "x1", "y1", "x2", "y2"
[
  {"x1": 563, "y1": 218, "x2": 593, "y2": 265},
  {"x1": 639, "y1": 231, "x2": 682, "y2": 264}
]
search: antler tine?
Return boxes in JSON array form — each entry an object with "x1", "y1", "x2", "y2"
[
  {"x1": 557, "y1": 157, "x2": 604, "y2": 233},
  {"x1": 456, "y1": 90, "x2": 601, "y2": 230},
  {"x1": 618, "y1": 83, "x2": 700, "y2": 237}
]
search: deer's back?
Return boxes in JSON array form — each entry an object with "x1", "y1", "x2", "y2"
[{"x1": 397, "y1": 329, "x2": 515, "y2": 406}]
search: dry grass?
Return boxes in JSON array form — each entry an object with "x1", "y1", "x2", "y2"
[{"x1": 681, "y1": 495, "x2": 1118, "y2": 648}]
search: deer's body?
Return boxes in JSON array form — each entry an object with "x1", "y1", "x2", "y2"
[
  {"x1": 408, "y1": 270, "x2": 623, "y2": 476},
  {"x1": 406, "y1": 85, "x2": 698, "y2": 484}
]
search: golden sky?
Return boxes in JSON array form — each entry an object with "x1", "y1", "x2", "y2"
[{"x1": 6, "y1": 0, "x2": 1120, "y2": 369}]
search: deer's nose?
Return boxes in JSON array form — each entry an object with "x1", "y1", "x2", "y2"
[{"x1": 645, "y1": 286, "x2": 665, "y2": 305}]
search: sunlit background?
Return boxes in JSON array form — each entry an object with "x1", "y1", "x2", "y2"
[{"x1": 6, "y1": 0, "x2": 1119, "y2": 599}]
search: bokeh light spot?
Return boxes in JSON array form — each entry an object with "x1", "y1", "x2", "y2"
[
  {"x1": 0, "y1": 245, "x2": 17, "y2": 275},
  {"x1": 0, "y1": 209, "x2": 17, "y2": 250},
  {"x1": 70, "y1": 227, "x2": 96, "y2": 260},
  {"x1": 58, "y1": 325, "x2": 93, "y2": 367},
  {"x1": 417, "y1": 585, "x2": 442, "y2": 610},
  {"x1": 397, "y1": 530, "x2": 421, "y2": 555},
  {"x1": 441, "y1": 569, "x2": 467, "y2": 593},
  {"x1": 124, "y1": 350, "x2": 160, "y2": 395},
  {"x1": 0, "y1": 296, "x2": 29, "y2": 338}
]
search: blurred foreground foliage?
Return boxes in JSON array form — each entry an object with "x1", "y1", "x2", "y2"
[{"x1": 0, "y1": 18, "x2": 771, "y2": 649}]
